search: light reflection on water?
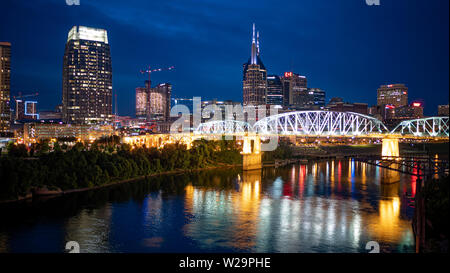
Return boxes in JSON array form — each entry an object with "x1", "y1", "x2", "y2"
[{"x1": 0, "y1": 160, "x2": 415, "y2": 253}]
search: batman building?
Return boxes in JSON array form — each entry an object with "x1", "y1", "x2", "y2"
[
  {"x1": 62, "y1": 26, "x2": 112, "y2": 124},
  {"x1": 243, "y1": 24, "x2": 267, "y2": 106}
]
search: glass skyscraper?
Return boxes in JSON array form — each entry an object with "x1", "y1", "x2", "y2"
[
  {"x1": 266, "y1": 75, "x2": 283, "y2": 106},
  {"x1": 62, "y1": 26, "x2": 112, "y2": 124},
  {"x1": 0, "y1": 42, "x2": 11, "y2": 133},
  {"x1": 243, "y1": 24, "x2": 267, "y2": 106}
]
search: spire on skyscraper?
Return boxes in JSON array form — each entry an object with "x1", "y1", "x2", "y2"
[
  {"x1": 257, "y1": 31, "x2": 260, "y2": 56},
  {"x1": 251, "y1": 23, "x2": 257, "y2": 65}
]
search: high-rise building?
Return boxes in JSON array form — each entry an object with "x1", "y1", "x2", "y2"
[
  {"x1": 377, "y1": 84, "x2": 408, "y2": 107},
  {"x1": 135, "y1": 81, "x2": 171, "y2": 122},
  {"x1": 136, "y1": 81, "x2": 149, "y2": 120},
  {"x1": 62, "y1": 26, "x2": 112, "y2": 124},
  {"x1": 438, "y1": 105, "x2": 449, "y2": 116},
  {"x1": 243, "y1": 24, "x2": 267, "y2": 106},
  {"x1": 266, "y1": 75, "x2": 283, "y2": 106},
  {"x1": 281, "y1": 72, "x2": 307, "y2": 107},
  {"x1": 0, "y1": 42, "x2": 11, "y2": 132},
  {"x1": 148, "y1": 83, "x2": 171, "y2": 122}
]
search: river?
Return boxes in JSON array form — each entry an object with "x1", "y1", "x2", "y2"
[{"x1": 0, "y1": 159, "x2": 416, "y2": 253}]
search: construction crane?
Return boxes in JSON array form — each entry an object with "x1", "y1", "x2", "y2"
[
  {"x1": 140, "y1": 66, "x2": 175, "y2": 87},
  {"x1": 12, "y1": 92, "x2": 39, "y2": 100}
]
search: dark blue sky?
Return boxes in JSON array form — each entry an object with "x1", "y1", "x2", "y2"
[{"x1": 1, "y1": 0, "x2": 448, "y2": 116}]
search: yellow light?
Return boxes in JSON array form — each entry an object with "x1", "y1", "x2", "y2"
[{"x1": 382, "y1": 138, "x2": 399, "y2": 158}]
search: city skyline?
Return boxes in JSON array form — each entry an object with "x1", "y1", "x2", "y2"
[{"x1": 0, "y1": 0, "x2": 448, "y2": 117}]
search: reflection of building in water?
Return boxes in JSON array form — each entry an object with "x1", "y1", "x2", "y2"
[
  {"x1": 183, "y1": 161, "x2": 414, "y2": 252},
  {"x1": 64, "y1": 204, "x2": 112, "y2": 253},
  {"x1": 184, "y1": 170, "x2": 262, "y2": 250}
]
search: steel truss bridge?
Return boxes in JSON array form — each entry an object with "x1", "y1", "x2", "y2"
[{"x1": 193, "y1": 111, "x2": 449, "y2": 139}]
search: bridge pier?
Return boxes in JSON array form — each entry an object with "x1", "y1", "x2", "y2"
[
  {"x1": 382, "y1": 138, "x2": 399, "y2": 158},
  {"x1": 242, "y1": 135, "x2": 262, "y2": 171}
]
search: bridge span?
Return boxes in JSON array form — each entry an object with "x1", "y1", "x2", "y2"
[{"x1": 123, "y1": 111, "x2": 449, "y2": 170}]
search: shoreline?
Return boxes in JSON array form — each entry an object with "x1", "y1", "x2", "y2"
[{"x1": 0, "y1": 162, "x2": 243, "y2": 205}]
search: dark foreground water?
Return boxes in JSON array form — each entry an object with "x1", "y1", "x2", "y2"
[{"x1": 0, "y1": 159, "x2": 417, "y2": 253}]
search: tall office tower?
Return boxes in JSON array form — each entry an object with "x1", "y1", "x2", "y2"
[
  {"x1": 281, "y1": 72, "x2": 307, "y2": 107},
  {"x1": 62, "y1": 26, "x2": 112, "y2": 124},
  {"x1": 148, "y1": 83, "x2": 171, "y2": 122},
  {"x1": 266, "y1": 75, "x2": 283, "y2": 106},
  {"x1": 136, "y1": 81, "x2": 149, "y2": 120},
  {"x1": 0, "y1": 42, "x2": 11, "y2": 132},
  {"x1": 243, "y1": 24, "x2": 267, "y2": 106},
  {"x1": 377, "y1": 84, "x2": 408, "y2": 107}
]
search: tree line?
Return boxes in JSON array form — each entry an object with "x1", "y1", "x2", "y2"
[{"x1": 0, "y1": 138, "x2": 242, "y2": 201}]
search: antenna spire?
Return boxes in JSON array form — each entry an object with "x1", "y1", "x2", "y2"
[{"x1": 257, "y1": 31, "x2": 260, "y2": 55}]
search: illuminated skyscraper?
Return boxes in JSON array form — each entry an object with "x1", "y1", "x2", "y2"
[
  {"x1": 135, "y1": 81, "x2": 171, "y2": 122},
  {"x1": 243, "y1": 24, "x2": 267, "y2": 106},
  {"x1": 136, "y1": 81, "x2": 149, "y2": 120},
  {"x1": 149, "y1": 83, "x2": 171, "y2": 122},
  {"x1": 281, "y1": 72, "x2": 307, "y2": 107},
  {"x1": 0, "y1": 42, "x2": 11, "y2": 132},
  {"x1": 377, "y1": 84, "x2": 408, "y2": 107},
  {"x1": 62, "y1": 26, "x2": 112, "y2": 124},
  {"x1": 266, "y1": 75, "x2": 283, "y2": 106}
]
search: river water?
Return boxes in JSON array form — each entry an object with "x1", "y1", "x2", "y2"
[{"x1": 0, "y1": 159, "x2": 416, "y2": 253}]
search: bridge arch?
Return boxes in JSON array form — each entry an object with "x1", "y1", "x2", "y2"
[
  {"x1": 390, "y1": 116, "x2": 449, "y2": 137},
  {"x1": 253, "y1": 111, "x2": 388, "y2": 136},
  {"x1": 194, "y1": 120, "x2": 252, "y2": 135}
]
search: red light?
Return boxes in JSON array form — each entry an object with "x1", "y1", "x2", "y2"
[
  {"x1": 412, "y1": 102, "x2": 421, "y2": 107},
  {"x1": 284, "y1": 72, "x2": 293, "y2": 78}
]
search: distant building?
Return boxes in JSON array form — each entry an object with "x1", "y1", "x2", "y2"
[
  {"x1": 395, "y1": 102, "x2": 424, "y2": 119},
  {"x1": 329, "y1": 97, "x2": 343, "y2": 105},
  {"x1": 135, "y1": 80, "x2": 171, "y2": 122},
  {"x1": 438, "y1": 104, "x2": 449, "y2": 116},
  {"x1": 201, "y1": 99, "x2": 241, "y2": 122},
  {"x1": 39, "y1": 110, "x2": 63, "y2": 121},
  {"x1": 24, "y1": 123, "x2": 114, "y2": 142},
  {"x1": 135, "y1": 81, "x2": 149, "y2": 120},
  {"x1": 149, "y1": 83, "x2": 171, "y2": 122},
  {"x1": 266, "y1": 75, "x2": 283, "y2": 106},
  {"x1": 172, "y1": 97, "x2": 194, "y2": 113},
  {"x1": 15, "y1": 100, "x2": 38, "y2": 121},
  {"x1": 281, "y1": 72, "x2": 307, "y2": 107},
  {"x1": 327, "y1": 102, "x2": 368, "y2": 115},
  {"x1": 0, "y1": 42, "x2": 11, "y2": 133},
  {"x1": 62, "y1": 26, "x2": 112, "y2": 124},
  {"x1": 243, "y1": 24, "x2": 267, "y2": 106},
  {"x1": 377, "y1": 84, "x2": 408, "y2": 107}
]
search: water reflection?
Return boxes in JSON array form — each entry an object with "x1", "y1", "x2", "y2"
[
  {"x1": 182, "y1": 160, "x2": 414, "y2": 252},
  {"x1": 0, "y1": 160, "x2": 415, "y2": 253}
]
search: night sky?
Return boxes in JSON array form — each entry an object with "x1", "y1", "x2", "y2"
[{"x1": 1, "y1": 0, "x2": 448, "y2": 116}]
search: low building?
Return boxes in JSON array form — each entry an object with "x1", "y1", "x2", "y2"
[
  {"x1": 326, "y1": 102, "x2": 368, "y2": 115},
  {"x1": 23, "y1": 123, "x2": 114, "y2": 142}
]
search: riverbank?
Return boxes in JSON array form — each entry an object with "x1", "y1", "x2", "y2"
[
  {"x1": 0, "y1": 162, "x2": 243, "y2": 205},
  {"x1": 0, "y1": 139, "x2": 243, "y2": 203}
]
